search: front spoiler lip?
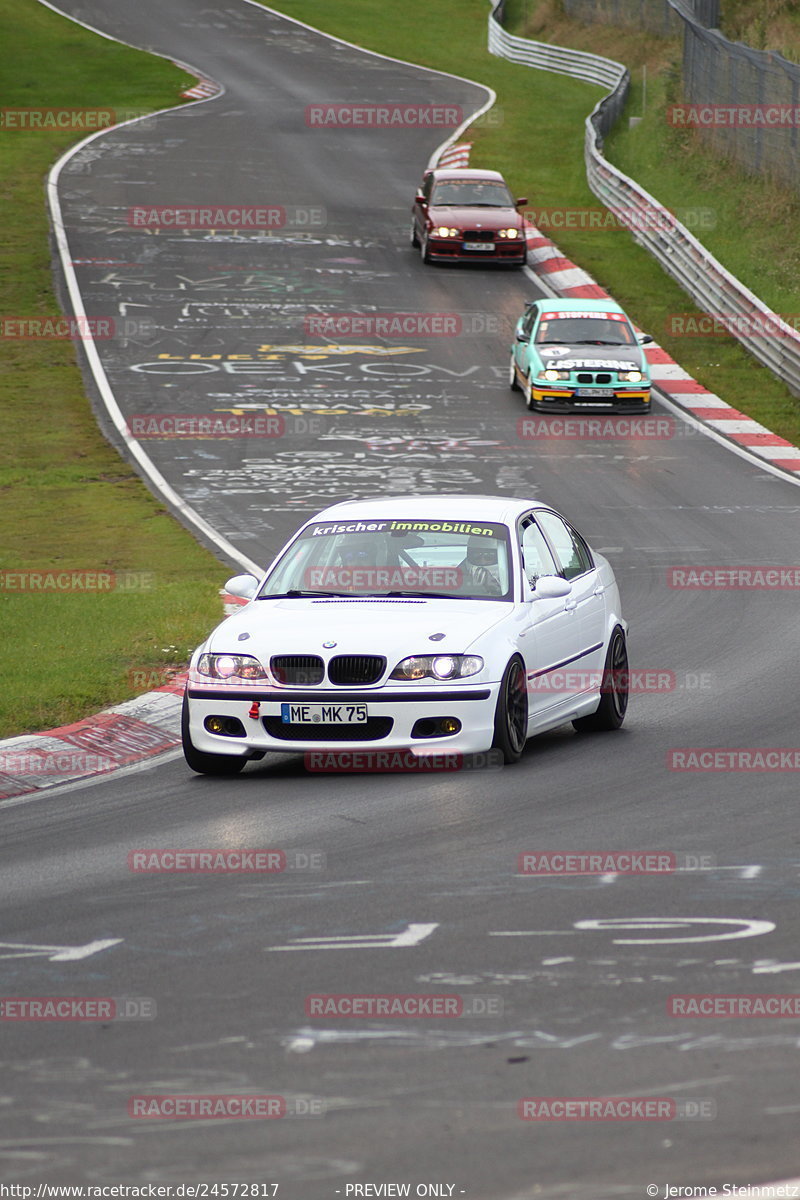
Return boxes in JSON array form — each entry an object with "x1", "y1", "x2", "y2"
[
  {"x1": 187, "y1": 687, "x2": 492, "y2": 702},
  {"x1": 529, "y1": 389, "x2": 651, "y2": 413}
]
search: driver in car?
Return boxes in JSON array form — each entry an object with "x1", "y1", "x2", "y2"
[{"x1": 457, "y1": 536, "x2": 502, "y2": 596}]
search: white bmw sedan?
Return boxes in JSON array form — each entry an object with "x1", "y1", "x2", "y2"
[{"x1": 182, "y1": 495, "x2": 628, "y2": 775}]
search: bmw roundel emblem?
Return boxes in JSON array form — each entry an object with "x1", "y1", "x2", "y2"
[{"x1": 322, "y1": 641, "x2": 336, "y2": 649}]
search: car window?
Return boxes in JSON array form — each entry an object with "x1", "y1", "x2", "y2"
[
  {"x1": 421, "y1": 174, "x2": 433, "y2": 201},
  {"x1": 535, "y1": 314, "x2": 635, "y2": 346},
  {"x1": 430, "y1": 180, "x2": 515, "y2": 207},
  {"x1": 519, "y1": 517, "x2": 559, "y2": 587},
  {"x1": 535, "y1": 512, "x2": 594, "y2": 580},
  {"x1": 259, "y1": 518, "x2": 514, "y2": 601},
  {"x1": 521, "y1": 307, "x2": 537, "y2": 338}
]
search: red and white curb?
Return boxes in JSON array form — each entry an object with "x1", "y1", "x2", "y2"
[
  {"x1": 438, "y1": 143, "x2": 800, "y2": 479},
  {"x1": 0, "y1": 592, "x2": 248, "y2": 803},
  {"x1": 0, "y1": 680, "x2": 185, "y2": 802},
  {"x1": 181, "y1": 78, "x2": 222, "y2": 100},
  {"x1": 437, "y1": 140, "x2": 472, "y2": 168}
]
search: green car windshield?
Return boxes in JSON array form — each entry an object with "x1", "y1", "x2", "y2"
[{"x1": 536, "y1": 315, "x2": 636, "y2": 346}]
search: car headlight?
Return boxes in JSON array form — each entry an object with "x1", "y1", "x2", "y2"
[
  {"x1": 539, "y1": 369, "x2": 570, "y2": 382},
  {"x1": 497, "y1": 227, "x2": 519, "y2": 238},
  {"x1": 435, "y1": 226, "x2": 459, "y2": 237},
  {"x1": 196, "y1": 653, "x2": 267, "y2": 680},
  {"x1": 620, "y1": 370, "x2": 643, "y2": 383},
  {"x1": 390, "y1": 654, "x2": 484, "y2": 681}
]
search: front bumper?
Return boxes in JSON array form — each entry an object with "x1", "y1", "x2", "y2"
[
  {"x1": 185, "y1": 683, "x2": 501, "y2": 758},
  {"x1": 529, "y1": 386, "x2": 651, "y2": 413},
  {"x1": 428, "y1": 238, "x2": 525, "y2": 264}
]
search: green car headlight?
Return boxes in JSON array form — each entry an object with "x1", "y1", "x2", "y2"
[
  {"x1": 620, "y1": 370, "x2": 643, "y2": 383},
  {"x1": 540, "y1": 369, "x2": 570, "y2": 382}
]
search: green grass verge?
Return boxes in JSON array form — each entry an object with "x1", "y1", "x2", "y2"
[
  {"x1": 0, "y1": 0, "x2": 229, "y2": 738},
  {"x1": 269, "y1": 0, "x2": 800, "y2": 445}
]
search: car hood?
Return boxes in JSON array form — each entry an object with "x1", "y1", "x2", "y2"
[
  {"x1": 204, "y1": 597, "x2": 510, "y2": 659},
  {"x1": 534, "y1": 341, "x2": 647, "y2": 373},
  {"x1": 428, "y1": 205, "x2": 522, "y2": 229}
]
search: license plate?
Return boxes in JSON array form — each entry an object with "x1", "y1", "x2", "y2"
[
  {"x1": 463, "y1": 241, "x2": 494, "y2": 251},
  {"x1": 575, "y1": 388, "x2": 610, "y2": 396},
  {"x1": 280, "y1": 703, "x2": 368, "y2": 724}
]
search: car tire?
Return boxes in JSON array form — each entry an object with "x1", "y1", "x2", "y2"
[
  {"x1": 509, "y1": 352, "x2": 520, "y2": 391},
  {"x1": 524, "y1": 372, "x2": 537, "y2": 410},
  {"x1": 181, "y1": 693, "x2": 247, "y2": 775},
  {"x1": 492, "y1": 655, "x2": 528, "y2": 763},
  {"x1": 410, "y1": 218, "x2": 419, "y2": 247},
  {"x1": 420, "y1": 232, "x2": 431, "y2": 263},
  {"x1": 572, "y1": 626, "x2": 629, "y2": 733}
]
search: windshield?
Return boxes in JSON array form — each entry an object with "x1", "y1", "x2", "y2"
[
  {"x1": 260, "y1": 518, "x2": 513, "y2": 601},
  {"x1": 430, "y1": 181, "x2": 516, "y2": 208},
  {"x1": 535, "y1": 312, "x2": 635, "y2": 347}
]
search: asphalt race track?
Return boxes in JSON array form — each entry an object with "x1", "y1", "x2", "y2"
[{"x1": 5, "y1": 0, "x2": 800, "y2": 1194}]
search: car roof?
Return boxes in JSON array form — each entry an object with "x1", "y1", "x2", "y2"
[
  {"x1": 303, "y1": 495, "x2": 556, "y2": 528},
  {"x1": 530, "y1": 298, "x2": 626, "y2": 315},
  {"x1": 428, "y1": 168, "x2": 508, "y2": 183}
]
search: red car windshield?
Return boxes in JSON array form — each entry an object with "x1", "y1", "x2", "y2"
[{"x1": 430, "y1": 181, "x2": 515, "y2": 208}]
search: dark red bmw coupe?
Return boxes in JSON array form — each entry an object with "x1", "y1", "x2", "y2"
[{"x1": 411, "y1": 167, "x2": 527, "y2": 266}]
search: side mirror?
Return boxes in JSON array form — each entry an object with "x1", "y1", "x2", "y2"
[
  {"x1": 516, "y1": 197, "x2": 528, "y2": 207},
  {"x1": 636, "y1": 333, "x2": 654, "y2": 345},
  {"x1": 224, "y1": 573, "x2": 259, "y2": 600},
  {"x1": 515, "y1": 329, "x2": 528, "y2": 342},
  {"x1": 415, "y1": 191, "x2": 425, "y2": 204},
  {"x1": 533, "y1": 575, "x2": 572, "y2": 599}
]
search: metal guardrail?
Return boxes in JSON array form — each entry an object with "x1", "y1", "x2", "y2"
[{"x1": 488, "y1": 0, "x2": 800, "y2": 399}]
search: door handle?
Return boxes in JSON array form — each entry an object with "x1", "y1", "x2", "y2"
[
  {"x1": 593, "y1": 585, "x2": 605, "y2": 596},
  {"x1": 565, "y1": 600, "x2": 578, "y2": 612}
]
